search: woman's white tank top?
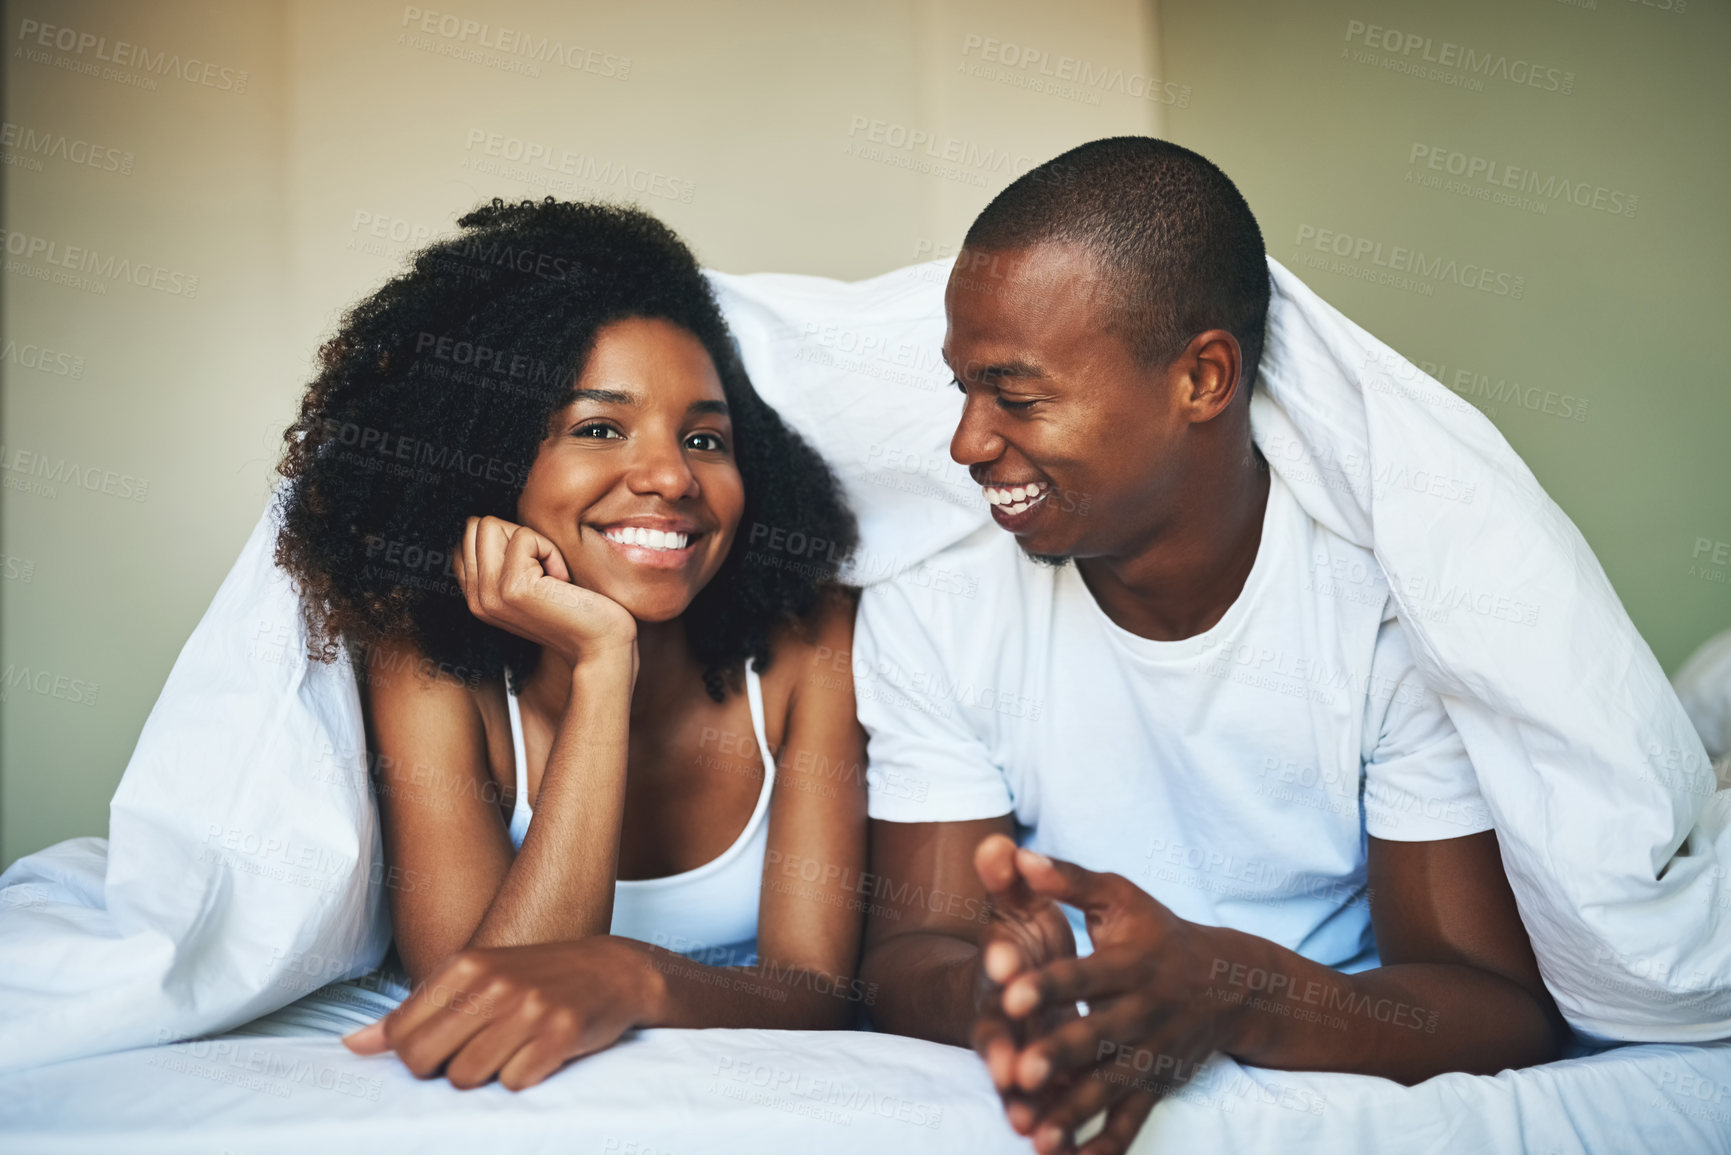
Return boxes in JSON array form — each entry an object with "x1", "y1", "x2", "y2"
[{"x1": 504, "y1": 666, "x2": 775, "y2": 964}]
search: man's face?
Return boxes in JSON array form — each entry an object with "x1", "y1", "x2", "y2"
[{"x1": 943, "y1": 243, "x2": 1189, "y2": 563}]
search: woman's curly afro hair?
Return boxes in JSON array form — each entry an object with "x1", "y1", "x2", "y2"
[{"x1": 274, "y1": 197, "x2": 857, "y2": 701}]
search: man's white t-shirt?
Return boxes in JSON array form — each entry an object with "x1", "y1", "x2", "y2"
[{"x1": 856, "y1": 472, "x2": 1494, "y2": 970}]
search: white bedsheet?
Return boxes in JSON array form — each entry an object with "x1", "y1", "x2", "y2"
[{"x1": 2, "y1": 984, "x2": 1727, "y2": 1155}]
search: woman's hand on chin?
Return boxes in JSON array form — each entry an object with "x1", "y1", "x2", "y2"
[
  {"x1": 455, "y1": 515, "x2": 637, "y2": 670},
  {"x1": 342, "y1": 937, "x2": 666, "y2": 1091}
]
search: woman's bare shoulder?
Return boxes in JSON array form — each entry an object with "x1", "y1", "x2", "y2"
[
  {"x1": 757, "y1": 587, "x2": 859, "y2": 733},
  {"x1": 358, "y1": 634, "x2": 496, "y2": 749},
  {"x1": 361, "y1": 635, "x2": 483, "y2": 700},
  {"x1": 766, "y1": 586, "x2": 858, "y2": 664}
]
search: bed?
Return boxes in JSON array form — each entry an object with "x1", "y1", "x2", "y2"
[{"x1": 3, "y1": 979, "x2": 1728, "y2": 1154}]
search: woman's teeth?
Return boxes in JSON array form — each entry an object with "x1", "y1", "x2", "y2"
[
  {"x1": 982, "y1": 481, "x2": 1050, "y2": 516},
  {"x1": 605, "y1": 527, "x2": 690, "y2": 551}
]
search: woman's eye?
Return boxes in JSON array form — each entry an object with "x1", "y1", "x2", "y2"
[
  {"x1": 686, "y1": 432, "x2": 728, "y2": 452},
  {"x1": 951, "y1": 377, "x2": 967, "y2": 395},
  {"x1": 572, "y1": 423, "x2": 622, "y2": 440}
]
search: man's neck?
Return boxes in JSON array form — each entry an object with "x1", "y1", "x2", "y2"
[{"x1": 1075, "y1": 459, "x2": 1271, "y2": 643}]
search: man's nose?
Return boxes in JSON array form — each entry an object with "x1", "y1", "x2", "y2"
[{"x1": 950, "y1": 392, "x2": 1003, "y2": 469}]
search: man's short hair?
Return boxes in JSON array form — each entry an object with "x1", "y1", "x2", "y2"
[{"x1": 962, "y1": 137, "x2": 1270, "y2": 393}]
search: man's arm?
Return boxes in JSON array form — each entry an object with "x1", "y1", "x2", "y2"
[
  {"x1": 1224, "y1": 829, "x2": 1567, "y2": 1078},
  {"x1": 852, "y1": 554, "x2": 1050, "y2": 1045},
  {"x1": 994, "y1": 830, "x2": 1567, "y2": 1155},
  {"x1": 859, "y1": 815, "x2": 1017, "y2": 1046},
  {"x1": 861, "y1": 814, "x2": 1089, "y2": 1141}
]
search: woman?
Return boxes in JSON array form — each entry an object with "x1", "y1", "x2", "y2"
[{"x1": 272, "y1": 198, "x2": 867, "y2": 1090}]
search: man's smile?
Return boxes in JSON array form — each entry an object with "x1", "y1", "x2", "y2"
[{"x1": 978, "y1": 478, "x2": 1052, "y2": 527}]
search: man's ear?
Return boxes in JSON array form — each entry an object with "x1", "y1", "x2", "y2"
[{"x1": 1174, "y1": 329, "x2": 1245, "y2": 423}]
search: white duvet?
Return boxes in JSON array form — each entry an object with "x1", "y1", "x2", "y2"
[{"x1": 1, "y1": 255, "x2": 1727, "y2": 1150}]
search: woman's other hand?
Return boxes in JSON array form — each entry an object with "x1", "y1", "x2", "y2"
[
  {"x1": 342, "y1": 937, "x2": 667, "y2": 1091},
  {"x1": 455, "y1": 515, "x2": 637, "y2": 668}
]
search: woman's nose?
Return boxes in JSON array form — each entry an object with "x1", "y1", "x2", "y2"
[{"x1": 626, "y1": 438, "x2": 700, "y2": 500}]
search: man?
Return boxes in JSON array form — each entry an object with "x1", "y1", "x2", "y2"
[{"x1": 855, "y1": 137, "x2": 1568, "y2": 1155}]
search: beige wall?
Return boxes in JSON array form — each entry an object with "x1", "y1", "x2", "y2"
[
  {"x1": 3, "y1": 0, "x2": 294, "y2": 867},
  {"x1": 6, "y1": 0, "x2": 1726, "y2": 869},
  {"x1": 1159, "y1": 0, "x2": 1731, "y2": 682},
  {"x1": 2, "y1": 0, "x2": 1163, "y2": 865}
]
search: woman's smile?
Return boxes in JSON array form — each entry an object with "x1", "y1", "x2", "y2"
[{"x1": 596, "y1": 518, "x2": 707, "y2": 570}]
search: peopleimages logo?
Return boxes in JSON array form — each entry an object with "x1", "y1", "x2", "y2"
[
  {"x1": 1293, "y1": 225, "x2": 1526, "y2": 300},
  {"x1": 461, "y1": 129, "x2": 696, "y2": 204},
  {"x1": 400, "y1": 7, "x2": 630, "y2": 79},
  {"x1": 0, "y1": 122, "x2": 133, "y2": 174},
  {"x1": 316, "y1": 418, "x2": 529, "y2": 487},
  {"x1": 1342, "y1": 18, "x2": 1574, "y2": 95},
  {"x1": 2, "y1": 229, "x2": 199, "y2": 298},
  {"x1": 957, "y1": 33, "x2": 1191, "y2": 107},
  {"x1": 0, "y1": 338, "x2": 84, "y2": 378},
  {"x1": 1416, "y1": 357, "x2": 1590, "y2": 423},
  {"x1": 15, "y1": 18, "x2": 250, "y2": 92},
  {"x1": 1407, "y1": 144, "x2": 1637, "y2": 218},
  {"x1": 0, "y1": 664, "x2": 99, "y2": 707},
  {"x1": 0, "y1": 444, "x2": 149, "y2": 502},
  {"x1": 845, "y1": 116, "x2": 1035, "y2": 179}
]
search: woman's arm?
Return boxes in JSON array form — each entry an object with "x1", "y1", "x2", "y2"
[
  {"x1": 451, "y1": 514, "x2": 638, "y2": 957},
  {"x1": 651, "y1": 586, "x2": 870, "y2": 1030},
  {"x1": 365, "y1": 643, "x2": 634, "y2": 987},
  {"x1": 369, "y1": 516, "x2": 639, "y2": 986},
  {"x1": 361, "y1": 638, "x2": 513, "y2": 986},
  {"x1": 463, "y1": 649, "x2": 633, "y2": 951},
  {"x1": 346, "y1": 590, "x2": 874, "y2": 1086}
]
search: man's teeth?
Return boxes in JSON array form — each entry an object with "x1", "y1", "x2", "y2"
[
  {"x1": 605, "y1": 527, "x2": 690, "y2": 551},
  {"x1": 982, "y1": 482, "x2": 1050, "y2": 515}
]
